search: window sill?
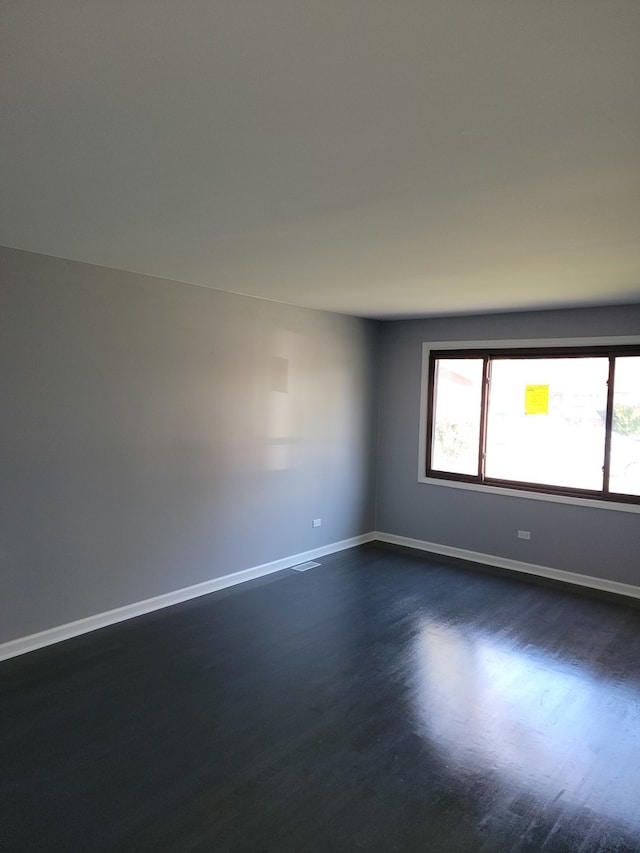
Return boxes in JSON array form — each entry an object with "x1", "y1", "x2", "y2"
[{"x1": 417, "y1": 475, "x2": 640, "y2": 514}]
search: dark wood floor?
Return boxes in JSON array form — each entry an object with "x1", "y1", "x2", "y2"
[{"x1": 3, "y1": 543, "x2": 640, "y2": 852}]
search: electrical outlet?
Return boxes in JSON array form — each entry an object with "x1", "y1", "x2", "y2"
[
  {"x1": 517, "y1": 530, "x2": 531, "y2": 540},
  {"x1": 312, "y1": 518, "x2": 322, "y2": 528}
]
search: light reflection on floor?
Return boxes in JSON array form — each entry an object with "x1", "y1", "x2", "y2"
[{"x1": 412, "y1": 620, "x2": 640, "y2": 828}]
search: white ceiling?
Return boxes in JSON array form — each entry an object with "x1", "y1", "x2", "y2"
[{"x1": 2, "y1": 1, "x2": 640, "y2": 318}]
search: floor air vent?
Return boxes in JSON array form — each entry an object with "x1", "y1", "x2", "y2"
[{"x1": 290, "y1": 561, "x2": 321, "y2": 572}]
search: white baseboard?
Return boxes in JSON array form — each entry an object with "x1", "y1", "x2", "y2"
[
  {"x1": 4, "y1": 529, "x2": 637, "y2": 663},
  {"x1": 374, "y1": 531, "x2": 640, "y2": 601},
  {"x1": 0, "y1": 532, "x2": 376, "y2": 662}
]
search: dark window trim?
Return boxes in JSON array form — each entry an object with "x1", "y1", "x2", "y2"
[
  {"x1": 428, "y1": 344, "x2": 640, "y2": 360},
  {"x1": 425, "y1": 343, "x2": 640, "y2": 507}
]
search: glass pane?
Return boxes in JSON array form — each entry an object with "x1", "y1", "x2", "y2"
[
  {"x1": 485, "y1": 357, "x2": 609, "y2": 490},
  {"x1": 610, "y1": 356, "x2": 640, "y2": 496},
  {"x1": 431, "y1": 358, "x2": 483, "y2": 475}
]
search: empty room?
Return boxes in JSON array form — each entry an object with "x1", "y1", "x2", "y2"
[{"x1": 2, "y1": 2, "x2": 640, "y2": 851}]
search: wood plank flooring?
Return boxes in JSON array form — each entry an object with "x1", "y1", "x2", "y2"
[{"x1": 2, "y1": 543, "x2": 640, "y2": 852}]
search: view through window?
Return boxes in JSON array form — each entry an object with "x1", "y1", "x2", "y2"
[{"x1": 427, "y1": 348, "x2": 640, "y2": 503}]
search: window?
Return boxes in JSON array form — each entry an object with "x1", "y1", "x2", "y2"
[{"x1": 424, "y1": 343, "x2": 640, "y2": 506}]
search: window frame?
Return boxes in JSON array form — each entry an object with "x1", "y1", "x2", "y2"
[{"x1": 418, "y1": 336, "x2": 640, "y2": 514}]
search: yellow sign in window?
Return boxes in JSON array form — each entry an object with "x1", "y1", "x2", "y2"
[{"x1": 525, "y1": 384, "x2": 549, "y2": 415}]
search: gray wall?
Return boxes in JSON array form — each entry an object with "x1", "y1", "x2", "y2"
[
  {"x1": 376, "y1": 306, "x2": 640, "y2": 586},
  {"x1": 0, "y1": 247, "x2": 379, "y2": 643},
  {"x1": 3, "y1": 244, "x2": 639, "y2": 646}
]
